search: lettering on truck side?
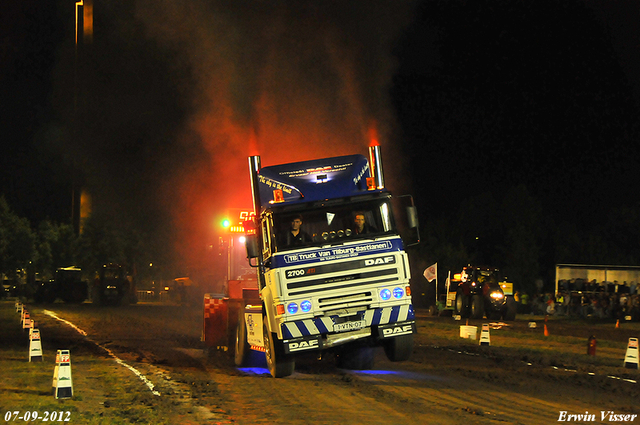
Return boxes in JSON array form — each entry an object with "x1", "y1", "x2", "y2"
[{"x1": 282, "y1": 241, "x2": 395, "y2": 265}]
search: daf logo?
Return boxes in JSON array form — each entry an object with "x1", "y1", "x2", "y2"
[
  {"x1": 382, "y1": 325, "x2": 413, "y2": 336},
  {"x1": 364, "y1": 256, "x2": 395, "y2": 266},
  {"x1": 288, "y1": 340, "x2": 319, "y2": 352}
]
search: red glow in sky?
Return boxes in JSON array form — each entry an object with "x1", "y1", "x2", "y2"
[{"x1": 135, "y1": 2, "x2": 413, "y2": 269}]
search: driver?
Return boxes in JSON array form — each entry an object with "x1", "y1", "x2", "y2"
[
  {"x1": 353, "y1": 212, "x2": 377, "y2": 235},
  {"x1": 280, "y1": 214, "x2": 311, "y2": 247}
]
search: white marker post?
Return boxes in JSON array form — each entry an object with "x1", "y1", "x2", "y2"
[
  {"x1": 29, "y1": 329, "x2": 43, "y2": 362},
  {"x1": 52, "y1": 350, "x2": 73, "y2": 399},
  {"x1": 624, "y1": 338, "x2": 639, "y2": 369},
  {"x1": 479, "y1": 323, "x2": 491, "y2": 346}
]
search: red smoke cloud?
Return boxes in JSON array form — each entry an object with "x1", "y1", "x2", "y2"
[{"x1": 137, "y1": 1, "x2": 417, "y2": 269}]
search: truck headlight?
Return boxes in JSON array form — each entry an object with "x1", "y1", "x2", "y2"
[
  {"x1": 287, "y1": 302, "x2": 298, "y2": 314},
  {"x1": 380, "y1": 288, "x2": 391, "y2": 300},
  {"x1": 393, "y1": 287, "x2": 404, "y2": 299},
  {"x1": 490, "y1": 291, "x2": 504, "y2": 300},
  {"x1": 300, "y1": 300, "x2": 312, "y2": 312}
]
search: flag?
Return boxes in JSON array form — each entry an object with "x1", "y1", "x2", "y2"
[{"x1": 423, "y1": 263, "x2": 437, "y2": 282}]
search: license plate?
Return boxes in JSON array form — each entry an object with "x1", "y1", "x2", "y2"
[{"x1": 333, "y1": 320, "x2": 366, "y2": 333}]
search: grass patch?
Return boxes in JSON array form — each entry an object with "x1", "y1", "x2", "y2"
[
  {"x1": 0, "y1": 301, "x2": 197, "y2": 424},
  {"x1": 416, "y1": 315, "x2": 635, "y2": 372}
]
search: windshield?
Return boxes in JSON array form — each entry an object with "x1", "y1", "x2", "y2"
[
  {"x1": 477, "y1": 270, "x2": 499, "y2": 286},
  {"x1": 272, "y1": 198, "x2": 395, "y2": 252}
]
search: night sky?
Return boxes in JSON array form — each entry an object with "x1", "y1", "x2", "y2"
[
  {"x1": 2, "y1": 0, "x2": 640, "y2": 270},
  {"x1": 393, "y1": 1, "x2": 640, "y2": 222}
]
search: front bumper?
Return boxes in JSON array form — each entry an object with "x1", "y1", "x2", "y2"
[
  {"x1": 281, "y1": 304, "x2": 414, "y2": 339},
  {"x1": 279, "y1": 304, "x2": 415, "y2": 354}
]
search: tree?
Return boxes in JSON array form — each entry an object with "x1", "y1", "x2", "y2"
[
  {"x1": 76, "y1": 214, "x2": 128, "y2": 277},
  {"x1": 497, "y1": 185, "x2": 542, "y2": 295},
  {"x1": 34, "y1": 220, "x2": 79, "y2": 280},
  {"x1": 0, "y1": 196, "x2": 36, "y2": 279}
]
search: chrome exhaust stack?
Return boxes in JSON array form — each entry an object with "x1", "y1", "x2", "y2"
[
  {"x1": 248, "y1": 155, "x2": 262, "y2": 216},
  {"x1": 368, "y1": 144, "x2": 385, "y2": 189}
]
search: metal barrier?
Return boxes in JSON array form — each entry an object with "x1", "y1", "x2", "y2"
[
  {"x1": 136, "y1": 290, "x2": 155, "y2": 302},
  {"x1": 135, "y1": 290, "x2": 178, "y2": 304},
  {"x1": 158, "y1": 291, "x2": 170, "y2": 303}
]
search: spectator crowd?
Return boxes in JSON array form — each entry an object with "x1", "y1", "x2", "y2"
[{"x1": 526, "y1": 279, "x2": 640, "y2": 321}]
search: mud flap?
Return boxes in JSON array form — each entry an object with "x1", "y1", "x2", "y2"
[
  {"x1": 243, "y1": 309, "x2": 264, "y2": 348},
  {"x1": 377, "y1": 321, "x2": 416, "y2": 338},
  {"x1": 283, "y1": 335, "x2": 322, "y2": 354}
]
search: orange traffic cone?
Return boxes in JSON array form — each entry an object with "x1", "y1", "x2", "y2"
[
  {"x1": 544, "y1": 324, "x2": 549, "y2": 336},
  {"x1": 616, "y1": 319, "x2": 620, "y2": 329}
]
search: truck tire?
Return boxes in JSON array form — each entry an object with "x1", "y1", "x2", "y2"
[
  {"x1": 234, "y1": 310, "x2": 250, "y2": 367},
  {"x1": 383, "y1": 334, "x2": 413, "y2": 362},
  {"x1": 455, "y1": 289, "x2": 469, "y2": 318},
  {"x1": 337, "y1": 346, "x2": 375, "y2": 370},
  {"x1": 470, "y1": 294, "x2": 484, "y2": 319},
  {"x1": 263, "y1": 321, "x2": 294, "y2": 378}
]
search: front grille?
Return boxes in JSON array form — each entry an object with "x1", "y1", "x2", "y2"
[
  {"x1": 282, "y1": 252, "x2": 402, "y2": 311},
  {"x1": 287, "y1": 268, "x2": 397, "y2": 296},
  {"x1": 318, "y1": 292, "x2": 373, "y2": 310}
]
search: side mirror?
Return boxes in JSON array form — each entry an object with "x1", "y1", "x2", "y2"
[
  {"x1": 245, "y1": 234, "x2": 260, "y2": 259},
  {"x1": 407, "y1": 205, "x2": 419, "y2": 229},
  {"x1": 395, "y1": 195, "x2": 420, "y2": 247}
]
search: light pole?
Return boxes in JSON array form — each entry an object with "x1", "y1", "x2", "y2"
[
  {"x1": 75, "y1": 0, "x2": 93, "y2": 47},
  {"x1": 72, "y1": 0, "x2": 92, "y2": 235}
]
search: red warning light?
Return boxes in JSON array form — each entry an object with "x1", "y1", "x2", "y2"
[{"x1": 366, "y1": 177, "x2": 376, "y2": 190}]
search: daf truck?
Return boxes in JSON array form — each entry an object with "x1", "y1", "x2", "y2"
[{"x1": 235, "y1": 145, "x2": 420, "y2": 377}]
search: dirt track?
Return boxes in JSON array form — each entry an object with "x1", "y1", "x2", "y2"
[{"x1": 7, "y1": 301, "x2": 640, "y2": 424}]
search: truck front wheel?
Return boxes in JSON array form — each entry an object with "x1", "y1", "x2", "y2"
[
  {"x1": 263, "y1": 321, "x2": 295, "y2": 378},
  {"x1": 383, "y1": 334, "x2": 414, "y2": 362}
]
